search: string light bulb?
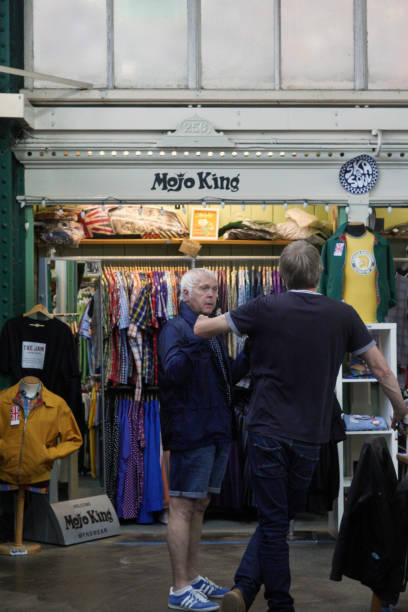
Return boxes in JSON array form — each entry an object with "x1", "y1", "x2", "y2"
[
  {"x1": 387, "y1": 205, "x2": 392, "y2": 214},
  {"x1": 241, "y1": 202, "x2": 246, "y2": 211},
  {"x1": 202, "y1": 199, "x2": 206, "y2": 208},
  {"x1": 182, "y1": 205, "x2": 186, "y2": 215},
  {"x1": 24, "y1": 222, "x2": 29, "y2": 232},
  {"x1": 118, "y1": 201, "x2": 122, "y2": 210},
  {"x1": 325, "y1": 203, "x2": 329, "y2": 212},
  {"x1": 262, "y1": 201, "x2": 266, "y2": 211},
  {"x1": 138, "y1": 205, "x2": 143, "y2": 216},
  {"x1": 160, "y1": 206, "x2": 164, "y2": 216},
  {"x1": 41, "y1": 198, "x2": 46, "y2": 207},
  {"x1": 58, "y1": 207, "x2": 63, "y2": 216},
  {"x1": 80, "y1": 210, "x2": 86, "y2": 219},
  {"x1": 101, "y1": 203, "x2": 105, "y2": 211},
  {"x1": 283, "y1": 201, "x2": 288, "y2": 210},
  {"x1": 368, "y1": 206, "x2": 373, "y2": 215},
  {"x1": 20, "y1": 200, "x2": 26, "y2": 209},
  {"x1": 345, "y1": 206, "x2": 350, "y2": 215},
  {"x1": 220, "y1": 200, "x2": 225, "y2": 209},
  {"x1": 303, "y1": 200, "x2": 308, "y2": 209}
]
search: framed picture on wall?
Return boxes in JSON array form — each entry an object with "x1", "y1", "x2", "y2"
[{"x1": 190, "y1": 208, "x2": 219, "y2": 240}]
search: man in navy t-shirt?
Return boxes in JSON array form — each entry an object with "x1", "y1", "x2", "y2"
[{"x1": 194, "y1": 240, "x2": 408, "y2": 612}]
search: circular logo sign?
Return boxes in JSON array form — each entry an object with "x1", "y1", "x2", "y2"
[
  {"x1": 339, "y1": 154, "x2": 379, "y2": 195},
  {"x1": 350, "y1": 250, "x2": 375, "y2": 275}
]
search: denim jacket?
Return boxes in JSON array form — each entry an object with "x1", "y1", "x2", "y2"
[
  {"x1": 158, "y1": 302, "x2": 248, "y2": 451},
  {"x1": 318, "y1": 223, "x2": 397, "y2": 322}
]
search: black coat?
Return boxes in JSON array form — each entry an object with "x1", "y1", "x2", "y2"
[
  {"x1": 306, "y1": 396, "x2": 346, "y2": 514},
  {"x1": 330, "y1": 436, "x2": 408, "y2": 604}
]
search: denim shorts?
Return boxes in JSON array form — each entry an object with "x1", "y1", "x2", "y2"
[{"x1": 169, "y1": 442, "x2": 230, "y2": 499}]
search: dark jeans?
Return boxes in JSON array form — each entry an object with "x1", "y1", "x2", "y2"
[{"x1": 234, "y1": 433, "x2": 321, "y2": 612}]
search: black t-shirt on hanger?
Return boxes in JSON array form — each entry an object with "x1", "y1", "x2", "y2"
[{"x1": 0, "y1": 316, "x2": 84, "y2": 429}]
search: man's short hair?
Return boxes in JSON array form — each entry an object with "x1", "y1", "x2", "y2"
[
  {"x1": 180, "y1": 268, "x2": 217, "y2": 300},
  {"x1": 279, "y1": 240, "x2": 323, "y2": 290}
]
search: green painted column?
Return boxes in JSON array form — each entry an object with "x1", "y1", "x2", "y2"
[
  {"x1": 0, "y1": 0, "x2": 28, "y2": 389},
  {"x1": 0, "y1": 0, "x2": 29, "y2": 326}
]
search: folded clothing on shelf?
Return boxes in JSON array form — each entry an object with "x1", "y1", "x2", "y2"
[
  {"x1": 344, "y1": 356, "x2": 374, "y2": 379},
  {"x1": 343, "y1": 414, "x2": 388, "y2": 431}
]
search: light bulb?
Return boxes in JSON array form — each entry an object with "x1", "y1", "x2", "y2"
[
  {"x1": 24, "y1": 222, "x2": 29, "y2": 232},
  {"x1": 202, "y1": 200, "x2": 206, "y2": 208},
  {"x1": 220, "y1": 200, "x2": 225, "y2": 209},
  {"x1": 80, "y1": 210, "x2": 86, "y2": 219},
  {"x1": 101, "y1": 203, "x2": 105, "y2": 211},
  {"x1": 303, "y1": 200, "x2": 308, "y2": 209},
  {"x1": 284, "y1": 202, "x2": 288, "y2": 210},
  {"x1": 262, "y1": 202, "x2": 266, "y2": 211},
  {"x1": 20, "y1": 200, "x2": 26, "y2": 209},
  {"x1": 387, "y1": 206, "x2": 392, "y2": 214},
  {"x1": 160, "y1": 207, "x2": 164, "y2": 216},
  {"x1": 118, "y1": 202, "x2": 122, "y2": 210},
  {"x1": 325, "y1": 204, "x2": 329, "y2": 212},
  {"x1": 41, "y1": 198, "x2": 46, "y2": 207},
  {"x1": 368, "y1": 206, "x2": 373, "y2": 215},
  {"x1": 138, "y1": 205, "x2": 143, "y2": 216},
  {"x1": 58, "y1": 208, "x2": 63, "y2": 216},
  {"x1": 345, "y1": 206, "x2": 350, "y2": 215},
  {"x1": 182, "y1": 205, "x2": 186, "y2": 215}
]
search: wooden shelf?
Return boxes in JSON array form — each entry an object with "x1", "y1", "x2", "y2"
[
  {"x1": 78, "y1": 238, "x2": 291, "y2": 246},
  {"x1": 383, "y1": 234, "x2": 408, "y2": 240}
]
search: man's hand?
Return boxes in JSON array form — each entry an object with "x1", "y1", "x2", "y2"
[{"x1": 194, "y1": 313, "x2": 229, "y2": 338}]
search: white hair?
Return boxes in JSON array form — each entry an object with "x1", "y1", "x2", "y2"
[{"x1": 180, "y1": 268, "x2": 217, "y2": 300}]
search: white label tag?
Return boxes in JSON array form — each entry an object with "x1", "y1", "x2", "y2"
[
  {"x1": 333, "y1": 242, "x2": 345, "y2": 256},
  {"x1": 10, "y1": 548, "x2": 28, "y2": 556},
  {"x1": 22, "y1": 341, "x2": 46, "y2": 369}
]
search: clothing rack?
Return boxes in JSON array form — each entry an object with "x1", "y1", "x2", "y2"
[
  {"x1": 41, "y1": 253, "x2": 285, "y2": 506},
  {"x1": 47, "y1": 255, "x2": 281, "y2": 263}
]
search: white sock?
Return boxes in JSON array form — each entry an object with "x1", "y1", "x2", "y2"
[{"x1": 172, "y1": 585, "x2": 192, "y2": 596}]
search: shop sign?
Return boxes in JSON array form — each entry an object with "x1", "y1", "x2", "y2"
[
  {"x1": 51, "y1": 495, "x2": 120, "y2": 545},
  {"x1": 151, "y1": 171, "x2": 240, "y2": 193}
]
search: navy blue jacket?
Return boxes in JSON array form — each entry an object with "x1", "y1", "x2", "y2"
[{"x1": 158, "y1": 302, "x2": 248, "y2": 451}]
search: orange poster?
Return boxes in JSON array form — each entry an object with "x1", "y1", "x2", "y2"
[{"x1": 190, "y1": 208, "x2": 219, "y2": 240}]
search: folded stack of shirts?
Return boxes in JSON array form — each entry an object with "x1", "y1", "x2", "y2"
[{"x1": 343, "y1": 414, "x2": 388, "y2": 431}]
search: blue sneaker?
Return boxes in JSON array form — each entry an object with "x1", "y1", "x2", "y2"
[
  {"x1": 168, "y1": 586, "x2": 220, "y2": 610},
  {"x1": 191, "y1": 576, "x2": 229, "y2": 599}
]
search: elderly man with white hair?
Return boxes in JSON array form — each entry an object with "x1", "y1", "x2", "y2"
[{"x1": 158, "y1": 268, "x2": 248, "y2": 612}]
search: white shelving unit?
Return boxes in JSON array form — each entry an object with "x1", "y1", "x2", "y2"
[{"x1": 329, "y1": 323, "x2": 398, "y2": 535}]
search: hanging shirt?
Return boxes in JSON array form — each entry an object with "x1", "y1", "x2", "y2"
[
  {"x1": 0, "y1": 316, "x2": 84, "y2": 428},
  {"x1": 343, "y1": 232, "x2": 378, "y2": 323}
]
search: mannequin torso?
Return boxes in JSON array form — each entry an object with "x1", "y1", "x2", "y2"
[{"x1": 343, "y1": 224, "x2": 377, "y2": 322}]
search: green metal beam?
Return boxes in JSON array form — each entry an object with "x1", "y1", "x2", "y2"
[{"x1": 0, "y1": 0, "x2": 30, "y2": 332}]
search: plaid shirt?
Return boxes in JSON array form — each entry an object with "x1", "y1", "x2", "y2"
[
  {"x1": 118, "y1": 276, "x2": 130, "y2": 384},
  {"x1": 128, "y1": 281, "x2": 151, "y2": 396}
]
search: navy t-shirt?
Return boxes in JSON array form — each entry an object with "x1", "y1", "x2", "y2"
[{"x1": 226, "y1": 291, "x2": 374, "y2": 444}]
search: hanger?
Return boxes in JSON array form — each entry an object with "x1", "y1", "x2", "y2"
[{"x1": 23, "y1": 304, "x2": 53, "y2": 319}]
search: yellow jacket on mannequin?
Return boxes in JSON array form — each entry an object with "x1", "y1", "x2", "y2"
[{"x1": 0, "y1": 381, "x2": 82, "y2": 484}]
